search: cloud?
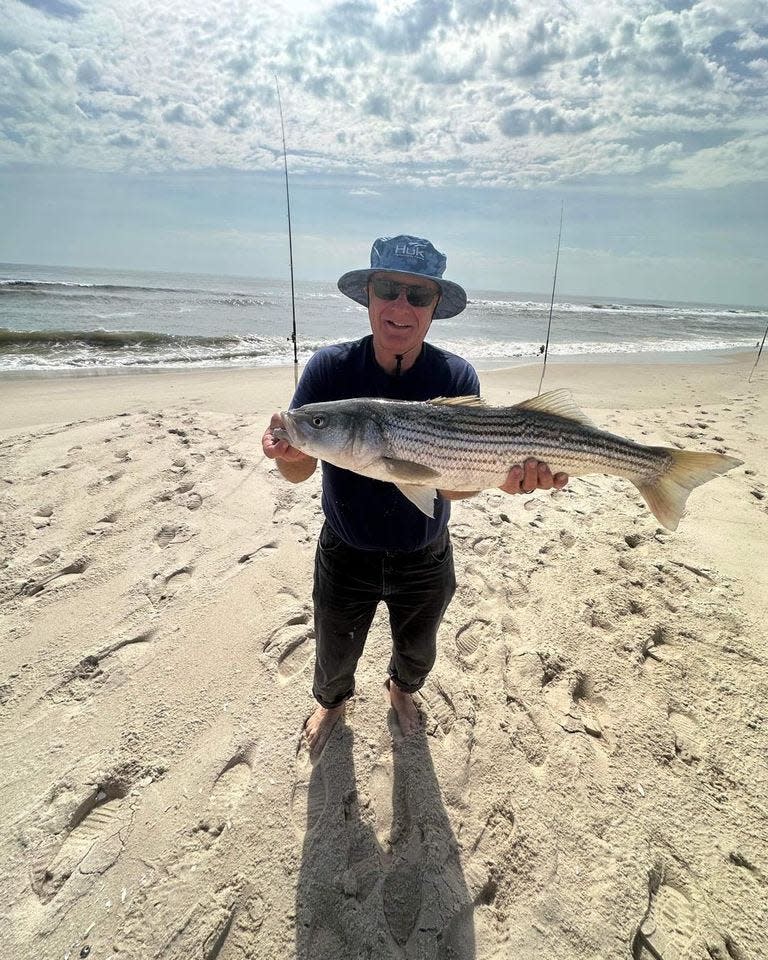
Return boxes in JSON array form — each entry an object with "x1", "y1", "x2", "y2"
[
  {"x1": 162, "y1": 103, "x2": 205, "y2": 126},
  {"x1": 20, "y1": 0, "x2": 83, "y2": 20},
  {"x1": 1, "y1": 0, "x2": 766, "y2": 193},
  {"x1": 664, "y1": 130, "x2": 768, "y2": 188}
]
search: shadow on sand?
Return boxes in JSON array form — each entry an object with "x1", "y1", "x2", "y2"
[{"x1": 295, "y1": 716, "x2": 476, "y2": 958}]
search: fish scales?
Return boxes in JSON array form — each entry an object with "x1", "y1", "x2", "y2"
[
  {"x1": 276, "y1": 390, "x2": 742, "y2": 530},
  {"x1": 383, "y1": 404, "x2": 665, "y2": 482}
]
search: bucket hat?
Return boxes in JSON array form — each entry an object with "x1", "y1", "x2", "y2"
[{"x1": 337, "y1": 234, "x2": 467, "y2": 319}]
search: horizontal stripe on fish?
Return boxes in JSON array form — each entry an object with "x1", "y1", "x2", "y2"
[{"x1": 276, "y1": 389, "x2": 741, "y2": 530}]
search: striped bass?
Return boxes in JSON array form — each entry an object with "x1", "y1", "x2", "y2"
[{"x1": 274, "y1": 389, "x2": 742, "y2": 530}]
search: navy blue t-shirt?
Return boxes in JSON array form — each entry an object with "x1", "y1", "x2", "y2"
[{"x1": 290, "y1": 335, "x2": 480, "y2": 552}]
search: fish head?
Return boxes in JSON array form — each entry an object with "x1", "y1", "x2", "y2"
[{"x1": 277, "y1": 399, "x2": 385, "y2": 470}]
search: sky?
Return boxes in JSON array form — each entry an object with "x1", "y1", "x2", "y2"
[{"x1": 1, "y1": 0, "x2": 767, "y2": 305}]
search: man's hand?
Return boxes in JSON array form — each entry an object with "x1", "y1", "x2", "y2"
[
  {"x1": 500, "y1": 458, "x2": 568, "y2": 495},
  {"x1": 262, "y1": 412, "x2": 313, "y2": 463},
  {"x1": 262, "y1": 412, "x2": 317, "y2": 483}
]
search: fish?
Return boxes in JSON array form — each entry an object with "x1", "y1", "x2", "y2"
[{"x1": 273, "y1": 389, "x2": 743, "y2": 530}]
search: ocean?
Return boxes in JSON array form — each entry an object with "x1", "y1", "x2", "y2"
[{"x1": 0, "y1": 262, "x2": 764, "y2": 373}]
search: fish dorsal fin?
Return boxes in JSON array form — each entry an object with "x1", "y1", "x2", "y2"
[
  {"x1": 427, "y1": 395, "x2": 487, "y2": 407},
  {"x1": 514, "y1": 389, "x2": 596, "y2": 428}
]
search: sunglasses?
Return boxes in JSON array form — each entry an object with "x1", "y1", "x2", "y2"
[{"x1": 370, "y1": 278, "x2": 439, "y2": 308}]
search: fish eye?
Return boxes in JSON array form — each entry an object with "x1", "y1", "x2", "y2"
[{"x1": 311, "y1": 414, "x2": 327, "y2": 429}]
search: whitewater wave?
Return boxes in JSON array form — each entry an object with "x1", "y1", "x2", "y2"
[{"x1": 0, "y1": 279, "x2": 197, "y2": 295}]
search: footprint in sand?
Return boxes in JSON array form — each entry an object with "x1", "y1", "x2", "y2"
[
  {"x1": 383, "y1": 859, "x2": 422, "y2": 946},
  {"x1": 238, "y1": 541, "x2": 278, "y2": 564},
  {"x1": 453, "y1": 619, "x2": 491, "y2": 668},
  {"x1": 32, "y1": 779, "x2": 132, "y2": 905},
  {"x1": 502, "y1": 652, "x2": 551, "y2": 766},
  {"x1": 40, "y1": 461, "x2": 73, "y2": 477},
  {"x1": 640, "y1": 624, "x2": 676, "y2": 673},
  {"x1": 100, "y1": 468, "x2": 125, "y2": 485},
  {"x1": 31, "y1": 505, "x2": 54, "y2": 529},
  {"x1": 115, "y1": 758, "x2": 260, "y2": 956},
  {"x1": 290, "y1": 737, "x2": 329, "y2": 842},
  {"x1": 86, "y1": 511, "x2": 119, "y2": 535},
  {"x1": 558, "y1": 671, "x2": 614, "y2": 753},
  {"x1": 117, "y1": 881, "x2": 265, "y2": 960},
  {"x1": 198, "y1": 889, "x2": 266, "y2": 960},
  {"x1": 632, "y1": 868, "x2": 704, "y2": 959},
  {"x1": 502, "y1": 695, "x2": 548, "y2": 767},
  {"x1": 418, "y1": 678, "x2": 459, "y2": 737},
  {"x1": 418, "y1": 679, "x2": 475, "y2": 807},
  {"x1": 376, "y1": 735, "x2": 474, "y2": 957},
  {"x1": 471, "y1": 536, "x2": 497, "y2": 557},
  {"x1": 154, "y1": 522, "x2": 193, "y2": 549},
  {"x1": 45, "y1": 630, "x2": 155, "y2": 705},
  {"x1": 192, "y1": 753, "x2": 254, "y2": 847},
  {"x1": 465, "y1": 804, "x2": 516, "y2": 908},
  {"x1": 145, "y1": 565, "x2": 194, "y2": 607},
  {"x1": 20, "y1": 556, "x2": 90, "y2": 597},
  {"x1": 163, "y1": 458, "x2": 188, "y2": 478},
  {"x1": 668, "y1": 708, "x2": 704, "y2": 765},
  {"x1": 209, "y1": 756, "x2": 252, "y2": 813},
  {"x1": 33, "y1": 546, "x2": 61, "y2": 566},
  {"x1": 263, "y1": 613, "x2": 314, "y2": 683}
]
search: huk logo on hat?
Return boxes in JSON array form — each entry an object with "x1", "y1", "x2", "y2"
[
  {"x1": 393, "y1": 241, "x2": 426, "y2": 260},
  {"x1": 338, "y1": 234, "x2": 467, "y2": 320}
]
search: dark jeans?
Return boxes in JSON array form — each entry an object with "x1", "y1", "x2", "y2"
[{"x1": 312, "y1": 523, "x2": 457, "y2": 708}]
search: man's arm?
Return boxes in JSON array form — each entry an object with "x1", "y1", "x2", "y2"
[{"x1": 262, "y1": 412, "x2": 317, "y2": 483}]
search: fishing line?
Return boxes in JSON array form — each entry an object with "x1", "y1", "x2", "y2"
[
  {"x1": 275, "y1": 74, "x2": 299, "y2": 389},
  {"x1": 748, "y1": 322, "x2": 767, "y2": 382},
  {"x1": 537, "y1": 202, "x2": 564, "y2": 396}
]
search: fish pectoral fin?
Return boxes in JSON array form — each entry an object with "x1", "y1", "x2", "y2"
[
  {"x1": 382, "y1": 458, "x2": 441, "y2": 482},
  {"x1": 395, "y1": 484, "x2": 437, "y2": 518},
  {"x1": 514, "y1": 389, "x2": 596, "y2": 428},
  {"x1": 427, "y1": 395, "x2": 487, "y2": 407}
]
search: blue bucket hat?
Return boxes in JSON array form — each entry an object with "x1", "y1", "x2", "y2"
[{"x1": 337, "y1": 234, "x2": 467, "y2": 320}]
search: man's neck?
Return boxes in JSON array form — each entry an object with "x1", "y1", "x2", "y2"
[{"x1": 372, "y1": 340, "x2": 423, "y2": 375}]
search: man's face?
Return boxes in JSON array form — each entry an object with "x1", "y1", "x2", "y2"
[{"x1": 367, "y1": 271, "x2": 440, "y2": 357}]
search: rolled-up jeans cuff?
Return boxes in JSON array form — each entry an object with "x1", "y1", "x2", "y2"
[
  {"x1": 313, "y1": 685, "x2": 354, "y2": 710},
  {"x1": 387, "y1": 672, "x2": 425, "y2": 696}
]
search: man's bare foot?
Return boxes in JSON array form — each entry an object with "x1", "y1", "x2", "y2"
[
  {"x1": 387, "y1": 681, "x2": 422, "y2": 737},
  {"x1": 304, "y1": 703, "x2": 344, "y2": 756}
]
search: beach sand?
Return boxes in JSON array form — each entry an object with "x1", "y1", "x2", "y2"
[{"x1": 1, "y1": 354, "x2": 766, "y2": 958}]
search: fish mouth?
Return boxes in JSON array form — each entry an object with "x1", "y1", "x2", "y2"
[{"x1": 273, "y1": 411, "x2": 296, "y2": 444}]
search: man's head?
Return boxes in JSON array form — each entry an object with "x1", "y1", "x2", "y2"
[{"x1": 337, "y1": 234, "x2": 467, "y2": 320}]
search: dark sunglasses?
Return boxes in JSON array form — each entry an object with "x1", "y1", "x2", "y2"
[{"x1": 370, "y1": 278, "x2": 439, "y2": 308}]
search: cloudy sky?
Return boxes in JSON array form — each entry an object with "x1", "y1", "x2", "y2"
[{"x1": 2, "y1": 0, "x2": 767, "y2": 304}]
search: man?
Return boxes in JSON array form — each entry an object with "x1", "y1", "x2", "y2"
[{"x1": 262, "y1": 235, "x2": 568, "y2": 754}]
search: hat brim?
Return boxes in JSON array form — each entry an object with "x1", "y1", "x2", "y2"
[{"x1": 337, "y1": 268, "x2": 467, "y2": 320}]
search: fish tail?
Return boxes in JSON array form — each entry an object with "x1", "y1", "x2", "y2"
[{"x1": 633, "y1": 449, "x2": 743, "y2": 531}]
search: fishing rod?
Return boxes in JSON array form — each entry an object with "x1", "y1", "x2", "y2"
[
  {"x1": 275, "y1": 75, "x2": 299, "y2": 388},
  {"x1": 748, "y1": 322, "x2": 768, "y2": 383},
  {"x1": 537, "y1": 202, "x2": 564, "y2": 396}
]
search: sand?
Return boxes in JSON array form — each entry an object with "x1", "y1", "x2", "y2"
[{"x1": 0, "y1": 354, "x2": 766, "y2": 959}]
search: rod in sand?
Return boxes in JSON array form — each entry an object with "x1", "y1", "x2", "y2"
[
  {"x1": 748, "y1": 322, "x2": 768, "y2": 383},
  {"x1": 537, "y1": 202, "x2": 564, "y2": 396},
  {"x1": 275, "y1": 75, "x2": 299, "y2": 389}
]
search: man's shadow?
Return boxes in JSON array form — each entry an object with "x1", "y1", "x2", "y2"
[{"x1": 295, "y1": 717, "x2": 476, "y2": 959}]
